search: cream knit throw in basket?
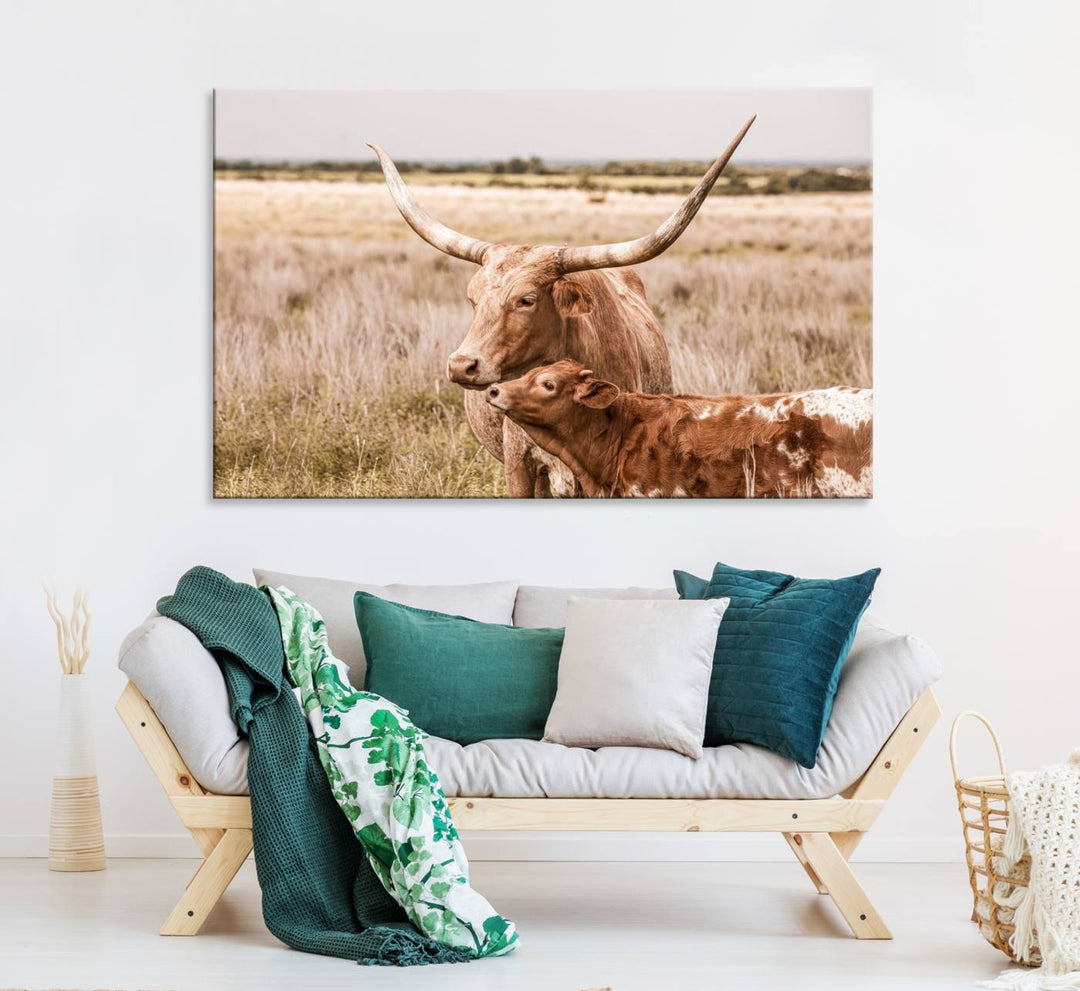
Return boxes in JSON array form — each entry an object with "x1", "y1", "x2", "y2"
[{"x1": 981, "y1": 748, "x2": 1080, "y2": 990}]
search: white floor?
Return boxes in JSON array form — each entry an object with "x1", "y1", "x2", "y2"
[{"x1": 0, "y1": 858, "x2": 1011, "y2": 990}]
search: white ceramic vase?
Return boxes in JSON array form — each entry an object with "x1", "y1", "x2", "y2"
[{"x1": 49, "y1": 674, "x2": 105, "y2": 871}]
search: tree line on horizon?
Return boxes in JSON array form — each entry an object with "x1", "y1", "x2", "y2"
[{"x1": 213, "y1": 156, "x2": 871, "y2": 194}]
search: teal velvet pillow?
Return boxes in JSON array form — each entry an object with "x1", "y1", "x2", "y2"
[
  {"x1": 355, "y1": 591, "x2": 563, "y2": 745},
  {"x1": 674, "y1": 563, "x2": 879, "y2": 768},
  {"x1": 673, "y1": 570, "x2": 710, "y2": 600}
]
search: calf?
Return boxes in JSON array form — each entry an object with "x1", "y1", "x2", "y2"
[{"x1": 485, "y1": 361, "x2": 872, "y2": 498}]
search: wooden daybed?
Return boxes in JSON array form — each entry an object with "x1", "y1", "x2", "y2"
[{"x1": 116, "y1": 681, "x2": 940, "y2": 941}]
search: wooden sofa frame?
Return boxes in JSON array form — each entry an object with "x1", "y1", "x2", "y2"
[{"x1": 116, "y1": 681, "x2": 940, "y2": 940}]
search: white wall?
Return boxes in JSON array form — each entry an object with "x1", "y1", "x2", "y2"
[{"x1": 2, "y1": 0, "x2": 1079, "y2": 862}]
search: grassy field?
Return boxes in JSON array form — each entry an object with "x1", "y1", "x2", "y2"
[{"x1": 214, "y1": 179, "x2": 872, "y2": 498}]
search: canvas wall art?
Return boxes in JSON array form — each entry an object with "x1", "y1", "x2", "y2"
[{"x1": 214, "y1": 89, "x2": 872, "y2": 498}]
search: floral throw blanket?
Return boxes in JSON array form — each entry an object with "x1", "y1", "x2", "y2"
[{"x1": 265, "y1": 585, "x2": 518, "y2": 960}]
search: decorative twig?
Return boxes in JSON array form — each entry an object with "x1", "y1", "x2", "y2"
[
  {"x1": 77, "y1": 586, "x2": 91, "y2": 674},
  {"x1": 60, "y1": 596, "x2": 75, "y2": 672},
  {"x1": 44, "y1": 583, "x2": 67, "y2": 674},
  {"x1": 42, "y1": 582, "x2": 91, "y2": 674}
]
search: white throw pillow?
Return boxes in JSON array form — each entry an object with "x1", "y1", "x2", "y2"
[
  {"x1": 252, "y1": 569, "x2": 519, "y2": 686},
  {"x1": 543, "y1": 596, "x2": 729, "y2": 760}
]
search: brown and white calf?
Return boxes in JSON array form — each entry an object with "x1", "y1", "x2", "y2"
[{"x1": 485, "y1": 360, "x2": 873, "y2": 498}]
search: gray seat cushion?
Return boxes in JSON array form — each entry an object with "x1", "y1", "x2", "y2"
[
  {"x1": 425, "y1": 619, "x2": 941, "y2": 799},
  {"x1": 118, "y1": 582, "x2": 941, "y2": 800}
]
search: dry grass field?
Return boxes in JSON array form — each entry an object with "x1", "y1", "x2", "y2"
[{"x1": 214, "y1": 179, "x2": 872, "y2": 498}]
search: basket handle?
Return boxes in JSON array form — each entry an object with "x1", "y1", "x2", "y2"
[{"x1": 949, "y1": 710, "x2": 1007, "y2": 782}]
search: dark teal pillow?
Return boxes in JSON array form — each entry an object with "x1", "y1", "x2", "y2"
[
  {"x1": 673, "y1": 570, "x2": 710, "y2": 600},
  {"x1": 355, "y1": 591, "x2": 563, "y2": 745},
  {"x1": 675, "y1": 563, "x2": 879, "y2": 768}
]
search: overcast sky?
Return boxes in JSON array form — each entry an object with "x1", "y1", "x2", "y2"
[{"x1": 215, "y1": 89, "x2": 871, "y2": 164}]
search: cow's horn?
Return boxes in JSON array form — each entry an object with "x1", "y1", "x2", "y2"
[
  {"x1": 556, "y1": 115, "x2": 756, "y2": 274},
  {"x1": 368, "y1": 144, "x2": 491, "y2": 264}
]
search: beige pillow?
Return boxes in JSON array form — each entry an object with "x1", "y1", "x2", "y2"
[{"x1": 543, "y1": 596, "x2": 729, "y2": 759}]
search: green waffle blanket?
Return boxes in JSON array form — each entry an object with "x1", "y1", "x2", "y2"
[{"x1": 157, "y1": 566, "x2": 472, "y2": 966}]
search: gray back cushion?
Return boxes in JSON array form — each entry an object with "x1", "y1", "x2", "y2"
[
  {"x1": 512, "y1": 585, "x2": 678, "y2": 628},
  {"x1": 252, "y1": 569, "x2": 519, "y2": 686}
]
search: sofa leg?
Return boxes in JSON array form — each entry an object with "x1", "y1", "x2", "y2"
[
  {"x1": 161, "y1": 828, "x2": 253, "y2": 935},
  {"x1": 797, "y1": 833, "x2": 891, "y2": 939},
  {"x1": 829, "y1": 830, "x2": 864, "y2": 861},
  {"x1": 783, "y1": 832, "x2": 829, "y2": 894}
]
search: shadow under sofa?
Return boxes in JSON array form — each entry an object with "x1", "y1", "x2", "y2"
[{"x1": 116, "y1": 577, "x2": 942, "y2": 941}]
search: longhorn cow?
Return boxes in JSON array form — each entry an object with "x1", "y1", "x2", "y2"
[{"x1": 369, "y1": 116, "x2": 755, "y2": 497}]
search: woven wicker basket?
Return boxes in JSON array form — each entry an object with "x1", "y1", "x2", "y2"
[{"x1": 950, "y1": 711, "x2": 1036, "y2": 964}]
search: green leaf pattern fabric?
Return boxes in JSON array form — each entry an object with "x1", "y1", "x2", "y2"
[{"x1": 264, "y1": 585, "x2": 518, "y2": 960}]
